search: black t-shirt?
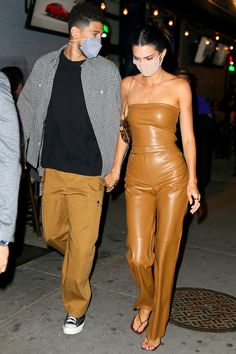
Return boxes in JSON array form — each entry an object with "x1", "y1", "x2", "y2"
[{"x1": 41, "y1": 51, "x2": 102, "y2": 176}]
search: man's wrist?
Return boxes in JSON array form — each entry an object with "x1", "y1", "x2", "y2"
[{"x1": 0, "y1": 240, "x2": 9, "y2": 246}]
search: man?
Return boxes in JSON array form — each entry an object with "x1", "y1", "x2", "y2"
[
  {"x1": 0, "y1": 72, "x2": 21, "y2": 274},
  {"x1": 18, "y1": 2, "x2": 120, "y2": 335}
]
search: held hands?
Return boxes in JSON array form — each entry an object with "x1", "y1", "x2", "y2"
[
  {"x1": 103, "y1": 170, "x2": 120, "y2": 193},
  {"x1": 0, "y1": 246, "x2": 9, "y2": 274},
  {"x1": 187, "y1": 181, "x2": 201, "y2": 214}
]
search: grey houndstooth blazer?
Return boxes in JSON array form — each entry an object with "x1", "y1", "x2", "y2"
[
  {"x1": 17, "y1": 47, "x2": 121, "y2": 178},
  {"x1": 0, "y1": 73, "x2": 21, "y2": 241}
]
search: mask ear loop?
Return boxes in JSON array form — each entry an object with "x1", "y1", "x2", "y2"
[
  {"x1": 159, "y1": 48, "x2": 167, "y2": 66},
  {"x1": 68, "y1": 42, "x2": 79, "y2": 48},
  {"x1": 159, "y1": 54, "x2": 164, "y2": 67},
  {"x1": 67, "y1": 38, "x2": 85, "y2": 50},
  {"x1": 68, "y1": 38, "x2": 79, "y2": 47},
  {"x1": 68, "y1": 38, "x2": 85, "y2": 44}
]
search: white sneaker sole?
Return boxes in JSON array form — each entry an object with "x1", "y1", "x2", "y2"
[{"x1": 63, "y1": 321, "x2": 85, "y2": 335}]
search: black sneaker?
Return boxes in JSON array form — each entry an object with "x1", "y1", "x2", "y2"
[{"x1": 63, "y1": 314, "x2": 85, "y2": 335}]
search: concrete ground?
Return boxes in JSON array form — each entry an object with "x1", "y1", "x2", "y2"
[{"x1": 0, "y1": 157, "x2": 236, "y2": 354}]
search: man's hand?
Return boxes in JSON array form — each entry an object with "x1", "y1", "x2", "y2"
[
  {"x1": 0, "y1": 246, "x2": 9, "y2": 274},
  {"x1": 103, "y1": 170, "x2": 120, "y2": 193}
]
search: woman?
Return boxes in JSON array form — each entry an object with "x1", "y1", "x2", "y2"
[{"x1": 104, "y1": 23, "x2": 200, "y2": 351}]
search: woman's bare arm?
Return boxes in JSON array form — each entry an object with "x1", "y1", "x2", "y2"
[
  {"x1": 103, "y1": 77, "x2": 131, "y2": 191},
  {"x1": 178, "y1": 79, "x2": 200, "y2": 213}
]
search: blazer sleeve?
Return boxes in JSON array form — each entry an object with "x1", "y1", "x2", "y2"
[
  {"x1": 0, "y1": 73, "x2": 21, "y2": 242},
  {"x1": 111, "y1": 63, "x2": 121, "y2": 113},
  {"x1": 17, "y1": 59, "x2": 42, "y2": 149}
]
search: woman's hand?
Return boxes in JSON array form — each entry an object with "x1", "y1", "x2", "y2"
[
  {"x1": 187, "y1": 181, "x2": 201, "y2": 214},
  {"x1": 103, "y1": 170, "x2": 120, "y2": 193}
]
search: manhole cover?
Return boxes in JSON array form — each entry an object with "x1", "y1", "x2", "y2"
[{"x1": 170, "y1": 288, "x2": 236, "y2": 332}]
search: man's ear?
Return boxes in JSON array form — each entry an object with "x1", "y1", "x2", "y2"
[{"x1": 70, "y1": 26, "x2": 81, "y2": 39}]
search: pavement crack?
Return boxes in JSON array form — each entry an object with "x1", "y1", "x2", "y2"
[
  {"x1": 92, "y1": 283, "x2": 135, "y2": 299},
  {"x1": 17, "y1": 266, "x2": 61, "y2": 278}
]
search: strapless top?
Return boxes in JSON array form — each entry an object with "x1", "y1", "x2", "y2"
[{"x1": 127, "y1": 103, "x2": 180, "y2": 153}]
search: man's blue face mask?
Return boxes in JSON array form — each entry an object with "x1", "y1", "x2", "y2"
[{"x1": 80, "y1": 37, "x2": 102, "y2": 58}]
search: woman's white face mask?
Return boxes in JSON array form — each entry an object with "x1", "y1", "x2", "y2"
[{"x1": 133, "y1": 54, "x2": 163, "y2": 77}]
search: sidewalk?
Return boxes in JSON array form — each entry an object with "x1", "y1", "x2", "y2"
[{"x1": 0, "y1": 158, "x2": 236, "y2": 354}]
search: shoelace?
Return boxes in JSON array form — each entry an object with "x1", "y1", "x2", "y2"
[{"x1": 66, "y1": 315, "x2": 77, "y2": 324}]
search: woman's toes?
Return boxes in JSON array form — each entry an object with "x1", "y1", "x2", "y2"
[
  {"x1": 141, "y1": 336, "x2": 161, "y2": 351},
  {"x1": 141, "y1": 336, "x2": 149, "y2": 349},
  {"x1": 132, "y1": 309, "x2": 150, "y2": 333}
]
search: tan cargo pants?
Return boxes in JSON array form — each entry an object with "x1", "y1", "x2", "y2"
[{"x1": 42, "y1": 168, "x2": 104, "y2": 317}]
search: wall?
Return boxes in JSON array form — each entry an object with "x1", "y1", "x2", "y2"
[
  {"x1": 188, "y1": 65, "x2": 226, "y2": 102},
  {"x1": 104, "y1": 0, "x2": 120, "y2": 67},
  {"x1": 0, "y1": 1, "x2": 67, "y2": 78},
  {"x1": 0, "y1": 1, "x2": 121, "y2": 77},
  {"x1": 178, "y1": 21, "x2": 227, "y2": 101}
]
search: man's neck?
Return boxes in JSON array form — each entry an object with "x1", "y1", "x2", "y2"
[{"x1": 64, "y1": 43, "x2": 87, "y2": 62}]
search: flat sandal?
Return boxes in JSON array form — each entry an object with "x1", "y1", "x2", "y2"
[
  {"x1": 141, "y1": 336, "x2": 161, "y2": 351},
  {"x1": 130, "y1": 312, "x2": 150, "y2": 335}
]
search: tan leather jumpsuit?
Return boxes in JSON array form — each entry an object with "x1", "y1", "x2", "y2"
[{"x1": 125, "y1": 103, "x2": 188, "y2": 340}]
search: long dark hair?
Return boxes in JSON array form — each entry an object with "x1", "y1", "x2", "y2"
[{"x1": 132, "y1": 23, "x2": 171, "y2": 53}]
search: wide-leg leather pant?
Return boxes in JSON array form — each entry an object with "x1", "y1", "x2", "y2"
[
  {"x1": 42, "y1": 168, "x2": 104, "y2": 317},
  {"x1": 125, "y1": 149, "x2": 188, "y2": 340}
]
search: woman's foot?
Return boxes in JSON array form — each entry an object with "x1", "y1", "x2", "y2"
[
  {"x1": 141, "y1": 336, "x2": 161, "y2": 351},
  {"x1": 130, "y1": 308, "x2": 151, "y2": 334}
]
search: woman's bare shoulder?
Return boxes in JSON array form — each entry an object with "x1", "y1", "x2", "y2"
[
  {"x1": 121, "y1": 76, "x2": 131, "y2": 87},
  {"x1": 168, "y1": 76, "x2": 190, "y2": 94},
  {"x1": 174, "y1": 76, "x2": 190, "y2": 87},
  {"x1": 160, "y1": 73, "x2": 186, "y2": 89},
  {"x1": 121, "y1": 75, "x2": 139, "y2": 95},
  {"x1": 121, "y1": 74, "x2": 138, "y2": 86},
  {"x1": 165, "y1": 72, "x2": 176, "y2": 81}
]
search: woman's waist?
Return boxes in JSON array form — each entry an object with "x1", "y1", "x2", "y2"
[{"x1": 131, "y1": 143, "x2": 179, "y2": 153}]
